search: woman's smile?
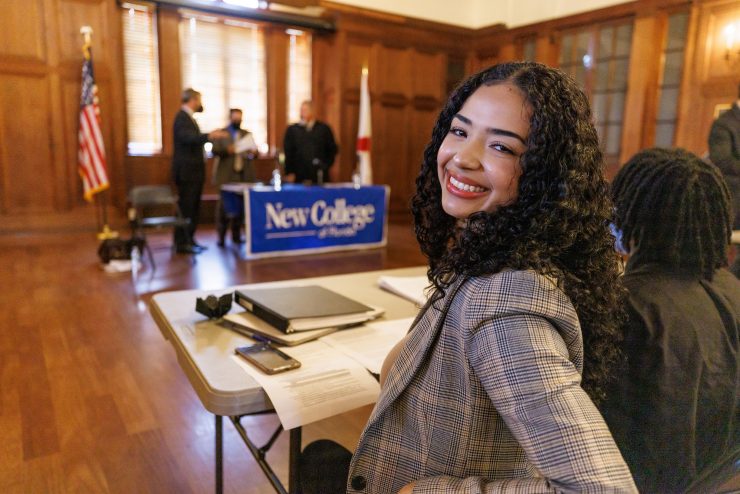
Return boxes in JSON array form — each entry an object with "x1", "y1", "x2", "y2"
[{"x1": 446, "y1": 172, "x2": 489, "y2": 196}]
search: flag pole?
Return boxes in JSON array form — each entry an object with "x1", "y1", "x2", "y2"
[
  {"x1": 80, "y1": 26, "x2": 118, "y2": 240},
  {"x1": 356, "y1": 66, "x2": 373, "y2": 185}
]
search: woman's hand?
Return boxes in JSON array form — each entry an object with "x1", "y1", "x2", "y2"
[{"x1": 397, "y1": 481, "x2": 415, "y2": 494}]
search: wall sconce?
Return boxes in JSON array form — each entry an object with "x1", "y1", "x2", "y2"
[{"x1": 722, "y1": 21, "x2": 740, "y2": 64}]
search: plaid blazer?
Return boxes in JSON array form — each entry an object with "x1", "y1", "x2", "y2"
[{"x1": 348, "y1": 270, "x2": 636, "y2": 493}]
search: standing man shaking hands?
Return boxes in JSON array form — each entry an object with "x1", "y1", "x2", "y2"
[{"x1": 172, "y1": 88, "x2": 228, "y2": 254}]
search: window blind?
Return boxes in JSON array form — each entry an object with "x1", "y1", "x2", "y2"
[
  {"x1": 121, "y1": 2, "x2": 163, "y2": 155},
  {"x1": 179, "y1": 13, "x2": 267, "y2": 148}
]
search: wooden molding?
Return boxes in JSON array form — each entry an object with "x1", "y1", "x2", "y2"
[
  {"x1": 377, "y1": 92, "x2": 408, "y2": 108},
  {"x1": 412, "y1": 96, "x2": 441, "y2": 112},
  {"x1": 272, "y1": 0, "x2": 320, "y2": 8},
  {"x1": 0, "y1": 55, "x2": 48, "y2": 77}
]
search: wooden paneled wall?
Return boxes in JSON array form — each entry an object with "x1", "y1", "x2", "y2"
[
  {"x1": 675, "y1": 0, "x2": 740, "y2": 155},
  {"x1": 470, "y1": 0, "x2": 740, "y2": 174},
  {"x1": 0, "y1": 0, "x2": 126, "y2": 228},
  {"x1": 0, "y1": 0, "x2": 467, "y2": 229},
  {"x1": 315, "y1": 4, "x2": 469, "y2": 214},
  {"x1": 2, "y1": 0, "x2": 738, "y2": 230}
]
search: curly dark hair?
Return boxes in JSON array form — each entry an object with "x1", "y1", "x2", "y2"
[
  {"x1": 611, "y1": 147, "x2": 731, "y2": 280},
  {"x1": 411, "y1": 61, "x2": 625, "y2": 403}
]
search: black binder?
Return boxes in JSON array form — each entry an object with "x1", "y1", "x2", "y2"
[{"x1": 234, "y1": 285, "x2": 379, "y2": 333}]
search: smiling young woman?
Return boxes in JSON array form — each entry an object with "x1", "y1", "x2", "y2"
[{"x1": 301, "y1": 62, "x2": 636, "y2": 494}]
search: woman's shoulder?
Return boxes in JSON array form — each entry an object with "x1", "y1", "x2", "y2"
[
  {"x1": 461, "y1": 270, "x2": 576, "y2": 321},
  {"x1": 465, "y1": 269, "x2": 562, "y2": 295}
]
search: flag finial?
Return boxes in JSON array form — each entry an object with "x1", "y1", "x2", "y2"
[{"x1": 80, "y1": 26, "x2": 93, "y2": 59}]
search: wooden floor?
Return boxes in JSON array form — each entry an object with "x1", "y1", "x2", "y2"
[{"x1": 0, "y1": 222, "x2": 426, "y2": 493}]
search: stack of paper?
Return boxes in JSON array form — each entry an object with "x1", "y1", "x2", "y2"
[
  {"x1": 377, "y1": 275, "x2": 430, "y2": 306},
  {"x1": 232, "y1": 340, "x2": 381, "y2": 430},
  {"x1": 231, "y1": 317, "x2": 416, "y2": 430},
  {"x1": 223, "y1": 312, "x2": 339, "y2": 346},
  {"x1": 320, "y1": 317, "x2": 414, "y2": 375}
]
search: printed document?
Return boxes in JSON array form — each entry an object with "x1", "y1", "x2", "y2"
[
  {"x1": 320, "y1": 317, "x2": 415, "y2": 375},
  {"x1": 234, "y1": 132, "x2": 257, "y2": 154},
  {"x1": 232, "y1": 340, "x2": 380, "y2": 429}
]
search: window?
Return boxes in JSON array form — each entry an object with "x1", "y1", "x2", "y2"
[
  {"x1": 519, "y1": 36, "x2": 536, "y2": 61},
  {"x1": 654, "y1": 11, "x2": 689, "y2": 147},
  {"x1": 592, "y1": 23, "x2": 633, "y2": 160},
  {"x1": 121, "y1": 2, "x2": 162, "y2": 155},
  {"x1": 287, "y1": 29, "x2": 312, "y2": 124},
  {"x1": 179, "y1": 12, "x2": 267, "y2": 148},
  {"x1": 559, "y1": 30, "x2": 591, "y2": 88},
  {"x1": 559, "y1": 20, "x2": 634, "y2": 163}
]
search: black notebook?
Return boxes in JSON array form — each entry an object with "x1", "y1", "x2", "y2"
[{"x1": 234, "y1": 285, "x2": 381, "y2": 333}]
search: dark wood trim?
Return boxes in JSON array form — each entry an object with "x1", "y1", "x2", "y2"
[
  {"x1": 321, "y1": 0, "x2": 472, "y2": 38},
  {"x1": 157, "y1": 4, "x2": 182, "y2": 160},
  {"x1": 0, "y1": 55, "x2": 49, "y2": 77},
  {"x1": 152, "y1": 0, "x2": 335, "y2": 31},
  {"x1": 412, "y1": 96, "x2": 441, "y2": 111},
  {"x1": 324, "y1": 4, "x2": 471, "y2": 57},
  {"x1": 377, "y1": 92, "x2": 407, "y2": 108},
  {"x1": 265, "y1": 26, "x2": 289, "y2": 152}
]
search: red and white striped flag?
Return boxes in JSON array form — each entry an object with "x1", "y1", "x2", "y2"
[
  {"x1": 357, "y1": 67, "x2": 372, "y2": 185},
  {"x1": 78, "y1": 50, "x2": 109, "y2": 202}
]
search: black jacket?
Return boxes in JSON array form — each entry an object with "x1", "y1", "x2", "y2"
[
  {"x1": 283, "y1": 120, "x2": 338, "y2": 183},
  {"x1": 708, "y1": 103, "x2": 740, "y2": 228},
  {"x1": 172, "y1": 109, "x2": 208, "y2": 183},
  {"x1": 600, "y1": 255, "x2": 740, "y2": 493}
]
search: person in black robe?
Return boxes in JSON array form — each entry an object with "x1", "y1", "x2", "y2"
[{"x1": 283, "y1": 100, "x2": 338, "y2": 185}]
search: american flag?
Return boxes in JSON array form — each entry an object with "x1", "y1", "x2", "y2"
[{"x1": 78, "y1": 51, "x2": 109, "y2": 201}]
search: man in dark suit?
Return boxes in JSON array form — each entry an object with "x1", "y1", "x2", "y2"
[
  {"x1": 211, "y1": 108, "x2": 258, "y2": 246},
  {"x1": 708, "y1": 83, "x2": 740, "y2": 276},
  {"x1": 172, "y1": 88, "x2": 227, "y2": 254},
  {"x1": 283, "y1": 100, "x2": 338, "y2": 184}
]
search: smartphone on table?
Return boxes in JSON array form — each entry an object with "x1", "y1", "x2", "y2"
[{"x1": 235, "y1": 343, "x2": 301, "y2": 375}]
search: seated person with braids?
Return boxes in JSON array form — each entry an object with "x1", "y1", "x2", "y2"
[
  {"x1": 600, "y1": 148, "x2": 740, "y2": 493},
  {"x1": 300, "y1": 62, "x2": 636, "y2": 494}
]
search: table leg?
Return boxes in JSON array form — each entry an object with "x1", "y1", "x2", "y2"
[
  {"x1": 288, "y1": 427, "x2": 302, "y2": 494},
  {"x1": 216, "y1": 414, "x2": 223, "y2": 494}
]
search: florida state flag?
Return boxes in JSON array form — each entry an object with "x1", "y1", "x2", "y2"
[{"x1": 357, "y1": 68, "x2": 373, "y2": 185}]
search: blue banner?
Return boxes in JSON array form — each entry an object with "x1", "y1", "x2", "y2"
[{"x1": 242, "y1": 185, "x2": 389, "y2": 258}]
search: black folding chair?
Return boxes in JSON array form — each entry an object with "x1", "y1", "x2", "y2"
[{"x1": 128, "y1": 185, "x2": 191, "y2": 270}]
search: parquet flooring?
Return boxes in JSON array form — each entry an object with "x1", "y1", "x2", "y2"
[{"x1": 0, "y1": 223, "x2": 426, "y2": 493}]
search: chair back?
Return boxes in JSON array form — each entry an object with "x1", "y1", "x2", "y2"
[
  {"x1": 129, "y1": 185, "x2": 178, "y2": 208},
  {"x1": 127, "y1": 185, "x2": 189, "y2": 229}
]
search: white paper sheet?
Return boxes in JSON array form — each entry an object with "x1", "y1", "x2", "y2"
[
  {"x1": 319, "y1": 317, "x2": 415, "y2": 375},
  {"x1": 232, "y1": 340, "x2": 380, "y2": 429},
  {"x1": 377, "y1": 275, "x2": 430, "y2": 306},
  {"x1": 234, "y1": 133, "x2": 257, "y2": 154}
]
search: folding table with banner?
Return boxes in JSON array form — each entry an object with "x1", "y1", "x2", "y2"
[{"x1": 221, "y1": 184, "x2": 389, "y2": 259}]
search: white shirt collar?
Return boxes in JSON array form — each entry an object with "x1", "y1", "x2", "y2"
[{"x1": 301, "y1": 119, "x2": 316, "y2": 131}]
